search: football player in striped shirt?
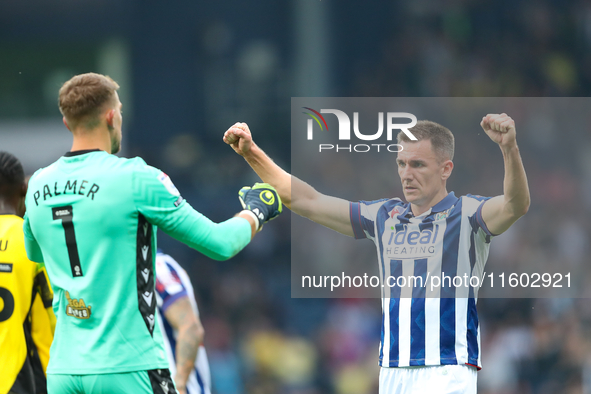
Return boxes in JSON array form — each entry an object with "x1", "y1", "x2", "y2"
[
  {"x1": 155, "y1": 251, "x2": 211, "y2": 394},
  {"x1": 224, "y1": 114, "x2": 530, "y2": 394}
]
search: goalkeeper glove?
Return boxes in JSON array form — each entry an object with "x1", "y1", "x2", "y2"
[{"x1": 239, "y1": 183, "x2": 282, "y2": 230}]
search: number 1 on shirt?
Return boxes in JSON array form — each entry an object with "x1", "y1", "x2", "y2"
[{"x1": 52, "y1": 206, "x2": 83, "y2": 277}]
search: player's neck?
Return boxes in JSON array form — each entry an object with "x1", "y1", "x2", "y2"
[
  {"x1": 70, "y1": 128, "x2": 112, "y2": 154},
  {"x1": 0, "y1": 199, "x2": 18, "y2": 216},
  {"x1": 410, "y1": 189, "x2": 449, "y2": 216}
]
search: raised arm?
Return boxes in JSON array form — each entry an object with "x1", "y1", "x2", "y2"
[
  {"x1": 223, "y1": 123, "x2": 354, "y2": 237},
  {"x1": 480, "y1": 113, "x2": 530, "y2": 235}
]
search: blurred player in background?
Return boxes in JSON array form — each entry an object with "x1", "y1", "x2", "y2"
[
  {"x1": 22, "y1": 73, "x2": 282, "y2": 394},
  {"x1": 0, "y1": 152, "x2": 56, "y2": 394},
  {"x1": 156, "y1": 250, "x2": 211, "y2": 394},
  {"x1": 224, "y1": 114, "x2": 530, "y2": 394}
]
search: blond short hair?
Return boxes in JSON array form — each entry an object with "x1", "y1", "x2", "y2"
[{"x1": 58, "y1": 73, "x2": 120, "y2": 129}]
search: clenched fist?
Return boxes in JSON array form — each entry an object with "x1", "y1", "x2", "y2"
[
  {"x1": 224, "y1": 122, "x2": 254, "y2": 157},
  {"x1": 481, "y1": 113, "x2": 517, "y2": 149}
]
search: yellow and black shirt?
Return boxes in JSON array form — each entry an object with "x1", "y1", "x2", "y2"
[{"x1": 0, "y1": 214, "x2": 55, "y2": 394}]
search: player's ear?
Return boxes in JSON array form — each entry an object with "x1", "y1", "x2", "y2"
[
  {"x1": 106, "y1": 109, "x2": 115, "y2": 127},
  {"x1": 63, "y1": 117, "x2": 71, "y2": 131},
  {"x1": 441, "y1": 160, "x2": 453, "y2": 180}
]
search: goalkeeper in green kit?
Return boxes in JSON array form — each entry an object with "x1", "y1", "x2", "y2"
[{"x1": 23, "y1": 73, "x2": 282, "y2": 394}]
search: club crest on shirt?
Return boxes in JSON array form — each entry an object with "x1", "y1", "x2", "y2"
[
  {"x1": 157, "y1": 172, "x2": 181, "y2": 197},
  {"x1": 434, "y1": 208, "x2": 453, "y2": 221},
  {"x1": 390, "y1": 205, "x2": 405, "y2": 218},
  {"x1": 65, "y1": 291, "x2": 92, "y2": 319}
]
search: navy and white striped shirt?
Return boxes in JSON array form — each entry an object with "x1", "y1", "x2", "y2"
[
  {"x1": 155, "y1": 252, "x2": 212, "y2": 394},
  {"x1": 350, "y1": 192, "x2": 493, "y2": 369}
]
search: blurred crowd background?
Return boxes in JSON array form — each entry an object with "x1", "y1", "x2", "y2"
[{"x1": 2, "y1": 0, "x2": 591, "y2": 393}]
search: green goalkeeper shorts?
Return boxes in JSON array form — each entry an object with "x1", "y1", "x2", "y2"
[{"x1": 47, "y1": 368, "x2": 177, "y2": 394}]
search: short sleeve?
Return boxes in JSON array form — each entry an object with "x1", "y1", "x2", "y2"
[
  {"x1": 466, "y1": 194, "x2": 496, "y2": 238},
  {"x1": 350, "y1": 198, "x2": 390, "y2": 240},
  {"x1": 155, "y1": 254, "x2": 188, "y2": 313},
  {"x1": 34, "y1": 264, "x2": 54, "y2": 308},
  {"x1": 30, "y1": 293, "x2": 54, "y2": 371}
]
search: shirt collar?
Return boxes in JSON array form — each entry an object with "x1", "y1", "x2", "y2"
[
  {"x1": 401, "y1": 192, "x2": 458, "y2": 218},
  {"x1": 64, "y1": 149, "x2": 102, "y2": 157},
  {"x1": 431, "y1": 191, "x2": 458, "y2": 213}
]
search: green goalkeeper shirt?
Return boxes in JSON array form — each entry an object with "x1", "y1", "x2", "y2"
[{"x1": 23, "y1": 150, "x2": 251, "y2": 374}]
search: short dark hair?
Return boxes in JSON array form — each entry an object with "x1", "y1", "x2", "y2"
[
  {"x1": 397, "y1": 120, "x2": 454, "y2": 161},
  {"x1": 0, "y1": 151, "x2": 24, "y2": 197},
  {"x1": 58, "y1": 73, "x2": 120, "y2": 129}
]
